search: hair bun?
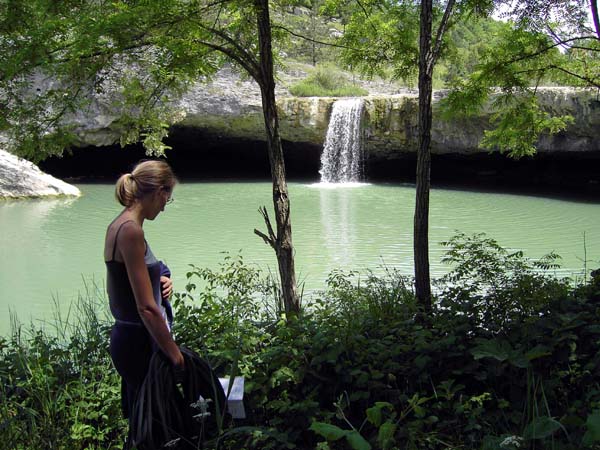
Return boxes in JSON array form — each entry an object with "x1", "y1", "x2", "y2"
[{"x1": 115, "y1": 160, "x2": 176, "y2": 207}]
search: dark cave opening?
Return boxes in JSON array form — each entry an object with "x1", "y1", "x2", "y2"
[{"x1": 38, "y1": 126, "x2": 600, "y2": 201}]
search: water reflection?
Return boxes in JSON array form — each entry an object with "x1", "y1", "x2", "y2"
[
  {"x1": 320, "y1": 187, "x2": 350, "y2": 265},
  {"x1": 315, "y1": 183, "x2": 372, "y2": 267},
  {"x1": 0, "y1": 196, "x2": 77, "y2": 220},
  {"x1": 0, "y1": 197, "x2": 79, "y2": 257}
]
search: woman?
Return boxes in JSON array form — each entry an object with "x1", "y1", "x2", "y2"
[{"x1": 104, "y1": 160, "x2": 183, "y2": 443}]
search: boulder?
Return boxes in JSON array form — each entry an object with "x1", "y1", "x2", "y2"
[{"x1": 0, "y1": 149, "x2": 81, "y2": 199}]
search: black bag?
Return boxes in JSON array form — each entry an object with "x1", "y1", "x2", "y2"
[{"x1": 131, "y1": 347, "x2": 227, "y2": 450}]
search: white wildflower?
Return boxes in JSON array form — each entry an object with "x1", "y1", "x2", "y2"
[
  {"x1": 164, "y1": 437, "x2": 181, "y2": 447},
  {"x1": 190, "y1": 396, "x2": 212, "y2": 414},
  {"x1": 500, "y1": 435, "x2": 523, "y2": 448}
]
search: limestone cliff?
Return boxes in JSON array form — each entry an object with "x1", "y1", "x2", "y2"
[
  {"x1": 278, "y1": 90, "x2": 600, "y2": 159},
  {"x1": 70, "y1": 67, "x2": 600, "y2": 158}
]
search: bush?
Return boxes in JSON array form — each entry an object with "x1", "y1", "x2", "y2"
[
  {"x1": 172, "y1": 245, "x2": 600, "y2": 450},
  {"x1": 289, "y1": 66, "x2": 369, "y2": 97}
]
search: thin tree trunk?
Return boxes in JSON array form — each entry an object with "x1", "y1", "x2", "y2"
[
  {"x1": 591, "y1": 0, "x2": 600, "y2": 40},
  {"x1": 414, "y1": 0, "x2": 433, "y2": 313},
  {"x1": 254, "y1": 0, "x2": 300, "y2": 314}
]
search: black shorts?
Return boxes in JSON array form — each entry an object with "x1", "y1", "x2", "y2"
[{"x1": 109, "y1": 321, "x2": 154, "y2": 418}]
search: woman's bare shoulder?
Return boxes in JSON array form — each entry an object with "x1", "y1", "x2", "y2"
[
  {"x1": 106, "y1": 219, "x2": 144, "y2": 250},
  {"x1": 115, "y1": 220, "x2": 143, "y2": 240}
]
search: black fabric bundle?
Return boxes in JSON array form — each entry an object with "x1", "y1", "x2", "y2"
[{"x1": 130, "y1": 347, "x2": 227, "y2": 450}]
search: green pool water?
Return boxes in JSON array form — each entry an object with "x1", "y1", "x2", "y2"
[{"x1": 1, "y1": 181, "x2": 599, "y2": 334}]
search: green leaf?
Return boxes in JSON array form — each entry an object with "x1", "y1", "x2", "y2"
[
  {"x1": 507, "y1": 353, "x2": 529, "y2": 369},
  {"x1": 345, "y1": 430, "x2": 372, "y2": 450},
  {"x1": 309, "y1": 422, "x2": 349, "y2": 441},
  {"x1": 523, "y1": 416, "x2": 562, "y2": 440},
  {"x1": 413, "y1": 405, "x2": 426, "y2": 418},
  {"x1": 471, "y1": 339, "x2": 512, "y2": 362},
  {"x1": 414, "y1": 354, "x2": 431, "y2": 369},
  {"x1": 525, "y1": 345, "x2": 551, "y2": 361},
  {"x1": 378, "y1": 421, "x2": 397, "y2": 450},
  {"x1": 366, "y1": 402, "x2": 393, "y2": 427},
  {"x1": 366, "y1": 405, "x2": 382, "y2": 427},
  {"x1": 583, "y1": 412, "x2": 600, "y2": 446}
]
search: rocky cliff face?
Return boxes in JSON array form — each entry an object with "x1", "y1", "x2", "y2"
[
  {"x1": 278, "y1": 89, "x2": 600, "y2": 159},
  {"x1": 0, "y1": 149, "x2": 81, "y2": 199},
  {"x1": 71, "y1": 67, "x2": 600, "y2": 158}
]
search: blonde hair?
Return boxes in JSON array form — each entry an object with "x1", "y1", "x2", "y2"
[{"x1": 115, "y1": 160, "x2": 177, "y2": 207}]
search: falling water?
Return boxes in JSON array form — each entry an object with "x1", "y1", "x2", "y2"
[{"x1": 319, "y1": 98, "x2": 365, "y2": 183}]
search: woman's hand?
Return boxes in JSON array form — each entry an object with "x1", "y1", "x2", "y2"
[{"x1": 160, "y1": 276, "x2": 173, "y2": 299}]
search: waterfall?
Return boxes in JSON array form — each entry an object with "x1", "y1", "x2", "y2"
[{"x1": 319, "y1": 98, "x2": 365, "y2": 183}]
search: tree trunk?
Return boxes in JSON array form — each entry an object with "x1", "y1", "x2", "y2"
[
  {"x1": 591, "y1": 0, "x2": 600, "y2": 40},
  {"x1": 254, "y1": 0, "x2": 300, "y2": 314},
  {"x1": 414, "y1": 0, "x2": 433, "y2": 312}
]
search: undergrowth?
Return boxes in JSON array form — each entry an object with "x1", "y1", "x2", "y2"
[
  {"x1": 1, "y1": 234, "x2": 600, "y2": 449},
  {"x1": 0, "y1": 284, "x2": 125, "y2": 449}
]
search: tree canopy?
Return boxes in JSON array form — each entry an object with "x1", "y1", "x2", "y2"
[
  {"x1": 442, "y1": 0, "x2": 599, "y2": 157},
  {"x1": 0, "y1": 1, "x2": 225, "y2": 161}
]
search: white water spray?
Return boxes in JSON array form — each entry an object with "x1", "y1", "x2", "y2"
[{"x1": 319, "y1": 98, "x2": 365, "y2": 183}]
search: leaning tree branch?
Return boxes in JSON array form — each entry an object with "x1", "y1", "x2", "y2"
[
  {"x1": 194, "y1": 22, "x2": 261, "y2": 79},
  {"x1": 355, "y1": 0, "x2": 379, "y2": 34},
  {"x1": 431, "y1": 0, "x2": 456, "y2": 68},
  {"x1": 513, "y1": 65, "x2": 600, "y2": 89},
  {"x1": 271, "y1": 24, "x2": 361, "y2": 51},
  {"x1": 545, "y1": 23, "x2": 599, "y2": 51},
  {"x1": 193, "y1": 39, "x2": 260, "y2": 81},
  {"x1": 254, "y1": 206, "x2": 277, "y2": 249},
  {"x1": 0, "y1": 36, "x2": 155, "y2": 83},
  {"x1": 546, "y1": 23, "x2": 566, "y2": 47},
  {"x1": 567, "y1": 43, "x2": 600, "y2": 51},
  {"x1": 547, "y1": 64, "x2": 600, "y2": 88},
  {"x1": 196, "y1": 0, "x2": 235, "y2": 14},
  {"x1": 498, "y1": 35, "x2": 599, "y2": 67},
  {"x1": 591, "y1": 0, "x2": 600, "y2": 40}
]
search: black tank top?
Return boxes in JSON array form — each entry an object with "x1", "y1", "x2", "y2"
[{"x1": 105, "y1": 220, "x2": 163, "y2": 324}]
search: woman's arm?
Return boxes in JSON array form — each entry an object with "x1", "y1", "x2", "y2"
[{"x1": 119, "y1": 223, "x2": 183, "y2": 367}]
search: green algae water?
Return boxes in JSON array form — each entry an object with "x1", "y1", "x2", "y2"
[{"x1": 1, "y1": 181, "x2": 599, "y2": 334}]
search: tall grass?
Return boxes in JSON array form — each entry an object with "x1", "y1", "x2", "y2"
[{"x1": 0, "y1": 281, "x2": 125, "y2": 449}]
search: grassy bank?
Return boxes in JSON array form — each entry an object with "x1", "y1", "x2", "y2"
[{"x1": 1, "y1": 234, "x2": 600, "y2": 449}]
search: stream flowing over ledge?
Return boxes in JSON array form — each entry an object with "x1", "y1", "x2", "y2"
[{"x1": 69, "y1": 67, "x2": 600, "y2": 158}]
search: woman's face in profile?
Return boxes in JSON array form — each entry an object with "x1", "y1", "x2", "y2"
[{"x1": 148, "y1": 186, "x2": 173, "y2": 220}]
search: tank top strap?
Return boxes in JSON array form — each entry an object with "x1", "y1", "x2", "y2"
[{"x1": 111, "y1": 220, "x2": 136, "y2": 261}]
